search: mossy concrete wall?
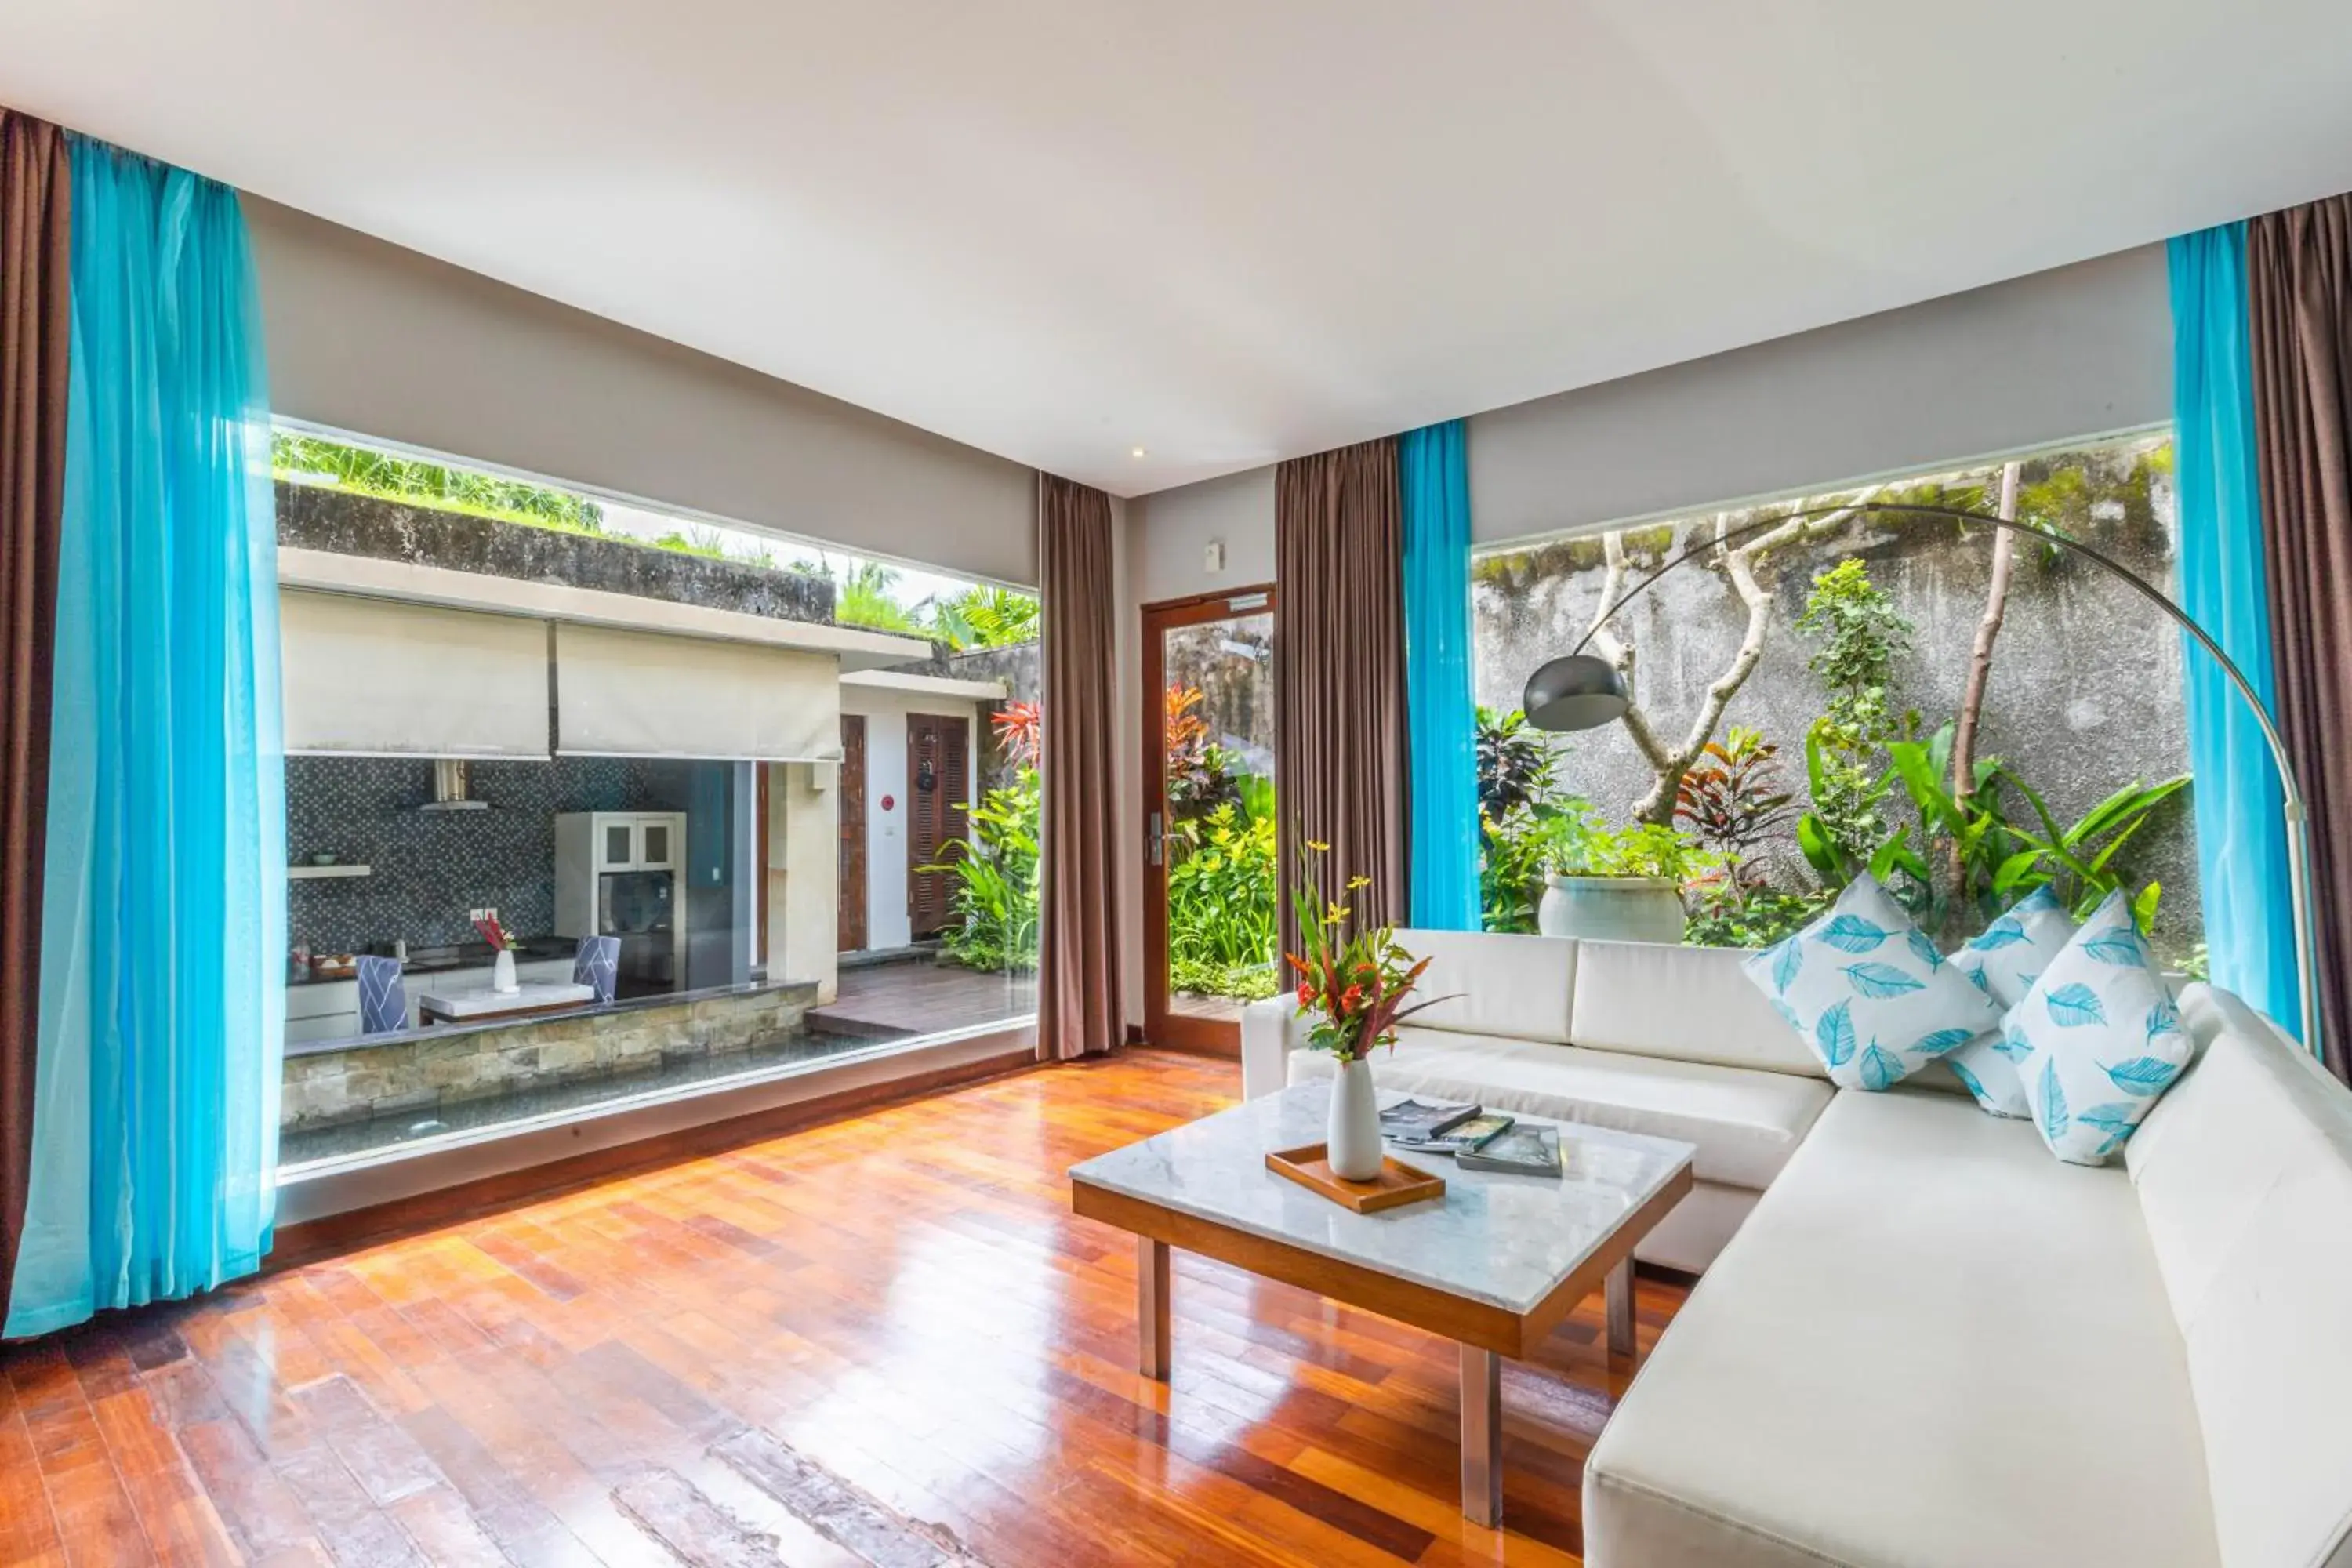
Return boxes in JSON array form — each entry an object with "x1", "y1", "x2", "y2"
[
  {"x1": 1472, "y1": 441, "x2": 2202, "y2": 957},
  {"x1": 278, "y1": 481, "x2": 837, "y2": 624}
]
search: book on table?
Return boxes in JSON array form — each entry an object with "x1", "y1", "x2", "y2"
[
  {"x1": 1383, "y1": 1100, "x2": 1519, "y2": 1154},
  {"x1": 1454, "y1": 1123, "x2": 1564, "y2": 1177}
]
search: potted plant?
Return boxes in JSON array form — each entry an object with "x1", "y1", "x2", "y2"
[
  {"x1": 1537, "y1": 817, "x2": 1702, "y2": 945},
  {"x1": 1285, "y1": 841, "x2": 1443, "y2": 1180}
]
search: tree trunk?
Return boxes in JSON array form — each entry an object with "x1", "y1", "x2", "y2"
[
  {"x1": 1586, "y1": 489, "x2": 1883, "y2": 826},
  {"x1": 1951, "y1": 461, "x2": 2021, "y2": 802}
]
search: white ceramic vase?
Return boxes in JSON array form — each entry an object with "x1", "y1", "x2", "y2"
[
  {"x1": 1327, "y1": 1057, "x2": 1385, "y2": 1181},
  {"x1": 492, "y1": 949, "x2": 519, "y2": 994}
]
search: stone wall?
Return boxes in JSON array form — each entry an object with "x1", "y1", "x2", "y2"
[
  {"x1": 281, "y1": 982, "x2": 816, "y2": 1133},
  {"x1": 1471, "y1": 436, "x2": 2204, "y2": 957},
  {"x1": 951, "y1": 640, "x2": 1042, "y2": 793},
  {"x1": 278, "y1": 481, "x2": 836, "y2": 623}
]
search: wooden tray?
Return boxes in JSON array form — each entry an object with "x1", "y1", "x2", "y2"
[{"x1": 1265, "y1": 1143, "x2": 1446, "y2": 1214}]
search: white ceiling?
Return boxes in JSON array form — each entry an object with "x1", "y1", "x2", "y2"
[{"x1": 4, "y1": 2, "x2": 2350, "y2": 497}]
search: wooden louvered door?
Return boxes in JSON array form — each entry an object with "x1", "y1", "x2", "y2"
[
  {"x1": 906, "y1": 713, "x2": 968, "y2": 939},
  {"x1": 838, "y1": 714, "x2": 868, "y2": 953}
]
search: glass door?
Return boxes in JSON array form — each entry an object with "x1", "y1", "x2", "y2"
[{"x1": 1142, "y1": 586, "x2": 1276, "y2": 1053}]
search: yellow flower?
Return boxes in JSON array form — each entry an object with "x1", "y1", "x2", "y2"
[
  {"x1": 1306, "y1": 840, "x2": 1330, "y2": 854},
  {"x1": 1324, "y1": 901, "x2": 1348, "y2": 924},
  {"x1": 1345, "y1": 875, "x2": 1371, "y2": 891}
]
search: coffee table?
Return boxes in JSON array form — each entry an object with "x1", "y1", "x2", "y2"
[{"x1": 1068, "y1": 1083, "x2": 1695, "y2": 1527}]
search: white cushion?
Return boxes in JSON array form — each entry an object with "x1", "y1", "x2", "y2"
[
  {"x1": 2127, "y1": 985, "x2": 2352, "y2": 1568},
  {"x1": 1393, "y1": 927, "x2": 1575, "y2": 1044},
  {"x1": 1570, "y1": 938, "x2": 1825, "y2": 1078},
  {"x1": 1947, "y1": 886, "x2": 2077, "y2": 1118},
  {"x1": 2007, "y1": 892, "x2": 2192, "y2": 1166},
  {"x1": 1743, "y1": 875, "x2": 1999, "y2": 1091},
  {"x1": 1584, "y1": 1087, "x2": 2219, "y2": 1568},
  {"x1": 1633, "y1": 1178, "x2": 1756, "y2": 1275},
  {"x1": 1288, "y1": 1025, "x2": 1830, "y2": 1190}
]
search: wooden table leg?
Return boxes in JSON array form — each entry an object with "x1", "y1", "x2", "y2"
[
  {"x1": 1138, "y1": 1237, "x2": 1171, "y2": 1381},
  {"x1": 1460, "y1": 1344, "x2": 1501, "y2": 1526},
  {"x1": 1606, "y1": 1256, "x2": 1636, "y2": 1363}
]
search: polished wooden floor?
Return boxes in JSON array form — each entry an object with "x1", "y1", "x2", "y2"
[{"x1": 0, "y1": 1051, "x2": 1686, "y2": 1567}]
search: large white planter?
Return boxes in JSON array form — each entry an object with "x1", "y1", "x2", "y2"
[
  {"x1": 1327, "y1": 1058, "x2": 1385, "y2": 1181},
  {"x1": 1538, "y1": 874, "x2": 1687, "y2": 944}
]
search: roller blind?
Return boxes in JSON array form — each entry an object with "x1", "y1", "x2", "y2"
[
  {"x1": 281, "y1": 590, "x2": 550, "y2": 758},
  {"x1": 554, "y1": 622, "x2": 840, "y2": 761}
]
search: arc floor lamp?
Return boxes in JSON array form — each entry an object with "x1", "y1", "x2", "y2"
[{"x1": 1521, "y1": 500, "x2": 2322, "y2": 1055}]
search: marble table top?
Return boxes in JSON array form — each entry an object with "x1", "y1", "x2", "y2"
[
  {"x1": 1069, "y1": 1083, "x2": 1696, "y2": 1316},
  {"x1": 415, "y1": 979, "x2": 597, "y2": 1018}
]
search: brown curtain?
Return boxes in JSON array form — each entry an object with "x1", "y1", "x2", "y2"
[
  {"x1": 2249, "y1": 195, "x2": 2352, "y2": 1083},
  {"x1": 1275, "y1": 438, "x2": 1408, "y2": 960},
  {"x1": 1037, "y1": 474, "x2": 1124, "y2": 1061},
  {"x1": 0, "y1": 109, "x2": 70, "y2": 1323}
]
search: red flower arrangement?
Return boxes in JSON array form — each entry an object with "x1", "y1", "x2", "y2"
[
  {"x1": 1285, "y1": 840, "x2": 1443, "y2": 1065},
  {"x1": 471, "y1": 910, "x2": 514, "y2": 953}
]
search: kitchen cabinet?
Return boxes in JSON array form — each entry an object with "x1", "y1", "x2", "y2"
[
  {"x1": 286, "y1": 978, "x2": 359, "y2": 1045},
  {"x1": 556, "y1": 812, "x2": 688, "y2": 995}
]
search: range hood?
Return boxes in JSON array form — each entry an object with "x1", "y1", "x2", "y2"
[{"x1": 419, "y1": 759, "x2": 492, "y2": 812}]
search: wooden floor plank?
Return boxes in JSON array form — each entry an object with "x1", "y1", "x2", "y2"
[{"x1": 0, "y1": 1050, "x2": 1686, "y2": 1565}]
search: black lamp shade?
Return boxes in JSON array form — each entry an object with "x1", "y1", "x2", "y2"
[{"x1": 1523, "y1": 653, "x2": 1629, "y2": 732}]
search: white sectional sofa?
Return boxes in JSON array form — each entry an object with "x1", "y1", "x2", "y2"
[{"x1": 1240, "y1": 930, "x2": 2352, "y2": 1568}]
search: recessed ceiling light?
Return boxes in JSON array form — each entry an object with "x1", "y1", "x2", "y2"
[{"x1": 1131, "y1": 446, "x2": 1148, "y2": 459}]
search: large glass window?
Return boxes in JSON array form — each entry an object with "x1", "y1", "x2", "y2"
[
  {"x1": 1470, "y1": 431, "x2": 2201, "y2": 969},
  {"x1": 274, "y1": 428, "x2": 1039, "y2": 1169}
]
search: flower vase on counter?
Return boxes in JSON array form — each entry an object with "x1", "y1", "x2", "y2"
[{"x1": 474, "y1": 909, "x2": 521, "y2": 994}]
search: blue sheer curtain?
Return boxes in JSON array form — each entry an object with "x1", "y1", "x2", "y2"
[
  {"x1": 1399, "y1": 420, "x2": 1480, "y2": 931},
  {"x1": 5, "y1": 140, "x2": 283, "y2": 1338},
  {"x1": 2167, "y1": 224, "x2": 2301, "y2": 1040}
]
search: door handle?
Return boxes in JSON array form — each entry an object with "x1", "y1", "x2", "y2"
[{"x1": 1148, "y1": 811, "x2": 1164, "y2": 867}]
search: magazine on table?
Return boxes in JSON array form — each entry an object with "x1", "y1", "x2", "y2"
[
  {"x1": 1454, "y1": 1122, "x2": 1564, "y2": 1176},
  {"x1": 1382, "y1": 1099, "x2": 1515, "y2": 1154}
]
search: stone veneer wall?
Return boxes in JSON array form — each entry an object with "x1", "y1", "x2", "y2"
[{"x1": 282, "y1": 984, "x2": 815, "y2": 1133}]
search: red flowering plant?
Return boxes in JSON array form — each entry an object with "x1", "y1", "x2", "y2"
[{"x1": 1284, "y1": 840, "x2": 1444, "y2": 1065}]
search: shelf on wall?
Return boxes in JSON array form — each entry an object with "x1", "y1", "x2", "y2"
[{"x1": 289, "y1": 864, "x2": 372, "y2": 880}]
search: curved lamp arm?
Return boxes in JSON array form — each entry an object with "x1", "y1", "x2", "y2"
[{"x1": 1524, "y1": 499, "x2": 2321, "y2": 1054}]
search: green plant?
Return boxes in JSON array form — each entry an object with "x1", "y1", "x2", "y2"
[
  {"x1": 1285, "y1": 842, "x2": 1442, "y2": 1064},
  {"x1": 927, "y1": 766, "x2": 1040, "y2": 972},
  {"x1": 1684, "y1": 884, "x2": 1832, "y2": 949},
  {"x1": 1821, "y1": 720, "x2": 2188, "y2": 939},
  {"x1": 1163, "y1": 684, "x2": 1243, "y2": 820},
  {"x1": 1476, "y1": 706, "x2": 1558, "y2": 818},
  {"x1": 1551, "y1": 818, "x2": 1704, "y2": 883},
  {"x1": 930, "y1": 586, "x2": 1040, "y2": 649},
  {"x1": 1165, "y1": 804, "x2": 1279, "y2": 992},
  {"x1": 1795, "y1": 558, "x2": 1916, "y2": 871},
  {"x1": 274, "y1": 431, "x2": 606, "y2": 534},
  {"x1": 1673, "y1": 728, "x2": 1793, "y2": 886},
  {"x1": 1479, "y1": 803, "x2": 1592, "y2": 933},
  {"x1": 826, "y1": 559, "x2": 924, "y2": 634}
]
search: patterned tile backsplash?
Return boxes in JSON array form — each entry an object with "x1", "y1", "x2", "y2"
[{"x1": 286, "y1": 756, "x2": 724, "y2": 954}]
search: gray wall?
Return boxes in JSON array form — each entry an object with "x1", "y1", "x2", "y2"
[
  {"x1": 1117, "y1": 244, "x2": 2177, "y2": 1026},
  {"x1": 1124, "y1": 245, "x2": 2172, "y2": 605},
  {"x1": 249, "y1": 197, "x2": 1040, "y2": 590}
]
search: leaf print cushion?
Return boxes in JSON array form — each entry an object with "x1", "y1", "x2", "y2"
[
  {"x1": 2003, "y1": 889, "x2": 2194, "y2": 1166},
  {"x1": 1946, "y1": 887, "x2": 2078, "y2": 1120},
  {"x1": 1741, "y1": 874, "x2": 1999, "y2": 1092}
]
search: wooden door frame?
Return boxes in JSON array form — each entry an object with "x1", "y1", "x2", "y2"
[{"x1": 1141, "y1": 584, "x2": 1276, "y2": 1057}]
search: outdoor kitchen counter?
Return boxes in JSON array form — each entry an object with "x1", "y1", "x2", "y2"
[{"x1": 280, "y1": 977, "x2": 822, "y2": 1135}]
